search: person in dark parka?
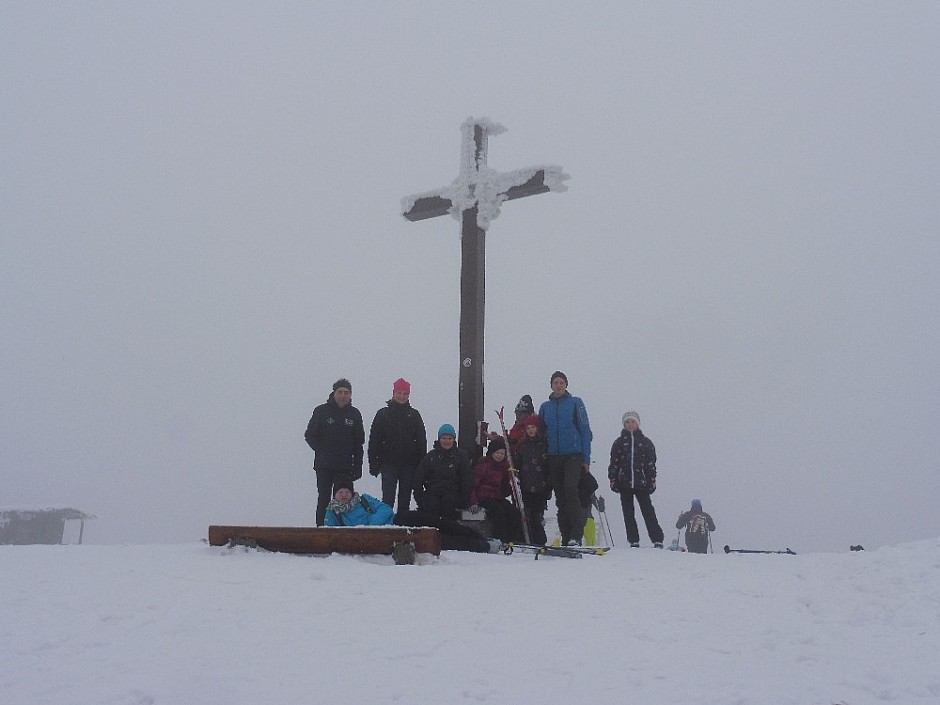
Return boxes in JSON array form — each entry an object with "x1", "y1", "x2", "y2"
[
  {"x1": 304, "y1": 378, "x2": 365, "y2": 526},
  {"x1": 608, "y1": 411, "x2": 665, "y2": 548},
  {"x1": 367, "y1": 378, "x2": 428, "y2": 512},
  {"x1": 412, "y1": 424, "x2": 472, "y2": 520},
  {"x1": 513, "y1": 415, "x2": 551, "y2": 546}
]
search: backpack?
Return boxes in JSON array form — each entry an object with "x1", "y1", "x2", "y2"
[{"x1": 687, "y1": 512, "x2": 709, "y2": 535}]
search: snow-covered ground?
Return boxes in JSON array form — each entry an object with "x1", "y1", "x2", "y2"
[{"x1": 2, "y1": 537, "x2": 938, "y2": 705}]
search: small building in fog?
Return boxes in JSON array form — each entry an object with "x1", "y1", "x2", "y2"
[{"x1": 0, "y1": 507, "x2": 95, "y2": 545}]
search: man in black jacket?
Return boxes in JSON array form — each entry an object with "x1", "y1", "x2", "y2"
[
  {"x1": 304, "y1": 378, "x2": 365, "y2": 526},
  {"x1": 367, "y1": 378, "x2": 427, "y2": 512}
]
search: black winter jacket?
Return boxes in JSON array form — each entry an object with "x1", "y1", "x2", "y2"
[
  {"x1": 608, "y1": 428, "x2": 657, "y2": 490},
  {"x1": 367, "y1": 401, "x2": 427, "y2": 471},
  {"x1": 413, "y1": 441, "x2": 472, "y2": 509},
  {"x1": 304, "y1": 394, "x2": 365, "y2": 478},
  {"x1": 514, "y1": 434, "x2": 551, "y2": 501}
]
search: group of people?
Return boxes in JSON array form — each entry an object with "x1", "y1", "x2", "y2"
[{"x1": 304, "y1": 371, "x2": 716, "y2": 553}]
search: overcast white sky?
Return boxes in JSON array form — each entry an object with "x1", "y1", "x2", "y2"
[{"x1": 3, "y1": 2, "x2": 938, "y2": 551}]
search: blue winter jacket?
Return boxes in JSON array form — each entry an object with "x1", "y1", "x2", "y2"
[
  {"x1": 324, "y1": 493, "x2": 394, "y2": 527},
  {"x1": 538, "y1": 392, "x2": 592, "y2": 465}
]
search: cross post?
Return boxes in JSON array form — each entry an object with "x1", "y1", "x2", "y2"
[{"x1": 402, "y1": 118, "x2": 567, "y2": 454}]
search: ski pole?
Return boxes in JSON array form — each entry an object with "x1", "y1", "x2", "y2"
[{"x1": 604, "y1": 512, "x2": 614, "y2": 547}]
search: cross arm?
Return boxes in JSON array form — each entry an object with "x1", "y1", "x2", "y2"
[
  {"x1": 401, "y1": 193, "x2": 453, "y2": 222},
  {"x1": 502, "y1": 169, "x2": 551, "y2": 202}
]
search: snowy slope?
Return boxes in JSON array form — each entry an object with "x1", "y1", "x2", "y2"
[{"x1": 2, "y1": 538, "x2": 939, "y2": 705}]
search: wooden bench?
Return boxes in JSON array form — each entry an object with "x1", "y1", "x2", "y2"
[{"x1": 208, "y1": 525, "x2": 441, "y2": 558}]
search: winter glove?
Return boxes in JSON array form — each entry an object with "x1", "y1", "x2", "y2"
[
  {"x1": 469, "y1": 504, "x2": 482, "y2": 514},
  {"x1": 369, "y1": 466, "x2": 380, "y2": 477},
  {"x1": 609, "y1": 478, "x2": 620, "y2": 494},
  {"x1": 595, "y1": 495, "x2": 606, "y2": 513},
  {"x1": 648, "y1": 477, "x2": 656, "y2": 494}
]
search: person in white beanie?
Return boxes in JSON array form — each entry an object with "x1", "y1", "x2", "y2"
[{"x1": 607, "y1": 411, "x2": 665, "y2": 548}]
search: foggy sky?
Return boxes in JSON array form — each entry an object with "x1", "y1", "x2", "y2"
[{"x1": 3, "y1": 2, "x2": 938, "y2": 551}]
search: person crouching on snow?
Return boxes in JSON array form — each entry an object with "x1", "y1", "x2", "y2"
[
  {"x1": 412, "y1": 424, "x2": 473, "y2": 520},
  {"x1": 676, "y1": 499, "x2": 716, "y2": 554},
  {"x1": 469, "y1": 437, "x2": 526, "y2": 544}
]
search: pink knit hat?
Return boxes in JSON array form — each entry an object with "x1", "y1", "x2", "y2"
[{"x1": 393, "y1": 378, "x2": 411, "y2": 394}]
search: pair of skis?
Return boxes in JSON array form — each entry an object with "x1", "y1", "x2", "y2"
[
  {"x1": 504, "y1": 542, "x2": 612, "y2": 560},
  {"x1": 495, "y1": 406, "x2": 531, "y2": 545}
]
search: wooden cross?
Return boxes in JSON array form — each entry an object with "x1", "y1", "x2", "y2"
[{"x1": 402, "y1": 118, "x2": 568, "y2": 452}]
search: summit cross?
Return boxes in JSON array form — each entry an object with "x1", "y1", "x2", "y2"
[{"x1": 401, "y1": 117, "x2": 568, "y2": 452}]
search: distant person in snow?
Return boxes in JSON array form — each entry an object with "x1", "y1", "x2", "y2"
[
  {"x1": 676, "y1": 499, "x2": 716, "y2": 554},
  {"x1": 326, "y1": 475, "x2": 501, "y2": 554},
  {"x1": 608, "y1": 411, "x2": 665, "y2": 548},
  {"x1": 304, "y1": 378, "x2": 365, "y2": 526},
  {"x1": 539, "y1": 371, "x2": 593, "y2": 547},
  {"x1": 412, "y1": 424, "x2": 473, "y2": 520},
  {"x1": 368, "y1": 378, "x2": 427, "y2": 512}
]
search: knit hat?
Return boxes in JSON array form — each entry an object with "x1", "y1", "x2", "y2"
[
  {"x1": 487, "y1": 437, "x2": 506, "y2": 456},
  {"x1": 550, "y1": 370, "x2": 568, "y2": 386},
  {"x1": 514, "y1": 394, "x2": 535, "y2": 415},
  {"x1": 622, "y1": 411, "x2": 641, "y2": 427},
  {"x1": 332, "y1": 378, "x2": 352, "y2": 392},
  {"x1": 523, "y1": 414, "x2": 541, "y2": 429},
  {"x1": 392, "y1": 378, "x2": 411, "y2": 394},
  {"x1": 332, "y1": 475, "x2": 354, "y2": 495},
  {"x1": 437, "y1": 423, "x2": 456, "y2": 438},
  {"x1": 691, "y1": 499, "x2": 702, "y2": 510}
]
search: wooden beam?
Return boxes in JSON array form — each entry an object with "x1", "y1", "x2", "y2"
[
  {"x1": 207, "y1": 525, "x2": 441, "y2": 556},
  {"x1": 503, "y1": 170, "x2": 551, "y2": 201},
  {"x1": 458, "y1": 206, "x2": 485, "y2": 452},
  {"x1": 402, "y1": 195, "x2": 453, "y2": 222}
]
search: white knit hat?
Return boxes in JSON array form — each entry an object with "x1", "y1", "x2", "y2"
[{"x1": 622, "y1": 411, "x2": 641, "y2": 427}]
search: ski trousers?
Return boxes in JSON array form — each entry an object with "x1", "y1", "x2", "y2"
[{"x1": 620, "y1": 488, "x2": 664, "y2": 545}]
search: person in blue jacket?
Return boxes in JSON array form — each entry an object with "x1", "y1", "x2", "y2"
[
  {"x1": 538, "y1": 371, "x2": 593, "y2": 546},
  {"x1": 324, "y1": 475, "x2": 394, "y2": 526},
  {"x1": 324, "y1": 475, "x2": 502, "y2": 553}
]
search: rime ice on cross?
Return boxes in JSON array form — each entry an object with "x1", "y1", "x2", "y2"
[{"x1": 401, "y1": 117, "x2": 568, "y2": 453}]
